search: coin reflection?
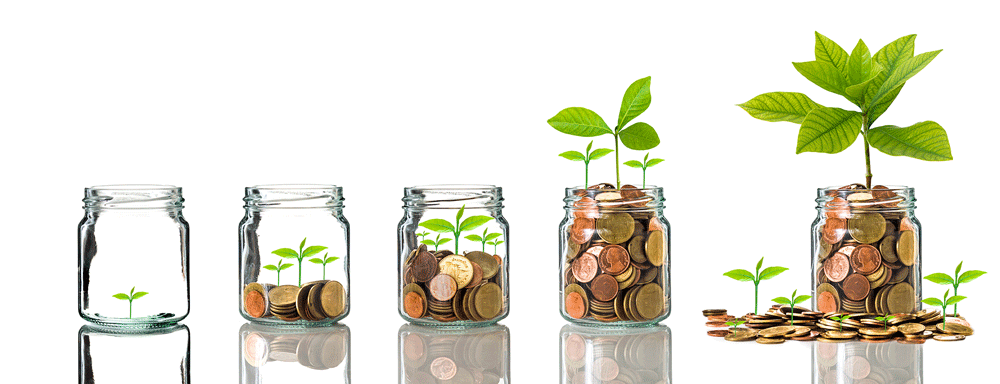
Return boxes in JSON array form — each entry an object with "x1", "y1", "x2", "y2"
[
  {"x1": 239, "y1": 323, "x2": 350, "y2": 383},
  {"x1": 399, "y1": 324, "x2": 510, "y2": 384},
  {"x1": 560, "y1": 324, "x2": 671, "y2": 384},
  {"x1": 79, "y1": 324, "x2": 191, "y2": 384},
  {"x1": 813, "y1": 341, "x2": 921, "y2": 384}
]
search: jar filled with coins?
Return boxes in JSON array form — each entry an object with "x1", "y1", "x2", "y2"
[
  {"x1": 78, "y1": 185, "x2": 190, "y2": 327},
  {"x1": 560, "y1": 184, "x2": 671, "y2": 326},
  {"x1": 813, "y1": 185, "x2": 921, "y2": 315},
  {"x1": 399, "y1": 324, "x2": 510, "y2": 384},
  {"x1": 560, "y1": 324, "x2": 671, "y2": 384},
  {"x1": 398, "y1": 185, "x2": 509, "y2": 326},
  {"x1": 239, "y1": 185, "x2": 350, "y2": 325}
]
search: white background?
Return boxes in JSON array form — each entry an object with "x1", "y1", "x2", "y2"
[{"x1": 1, "y1": 0, "x2": 997, "y2": 382}]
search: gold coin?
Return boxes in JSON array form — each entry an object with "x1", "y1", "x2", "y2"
[
  {"x1": 879, "y1": 234, "x2": 898, "y2": 263},
  {"x1": 896, "y1": 230, "x2": 916, "y2": 266},
  {"x1": 936, "y1": 322, "x2": 974, "y2": 336},
  {"x1": 645, "y1": 230, "x2": 665, "y2": 267},
  {"x1": 565, "y1": 241, "x2": 582, "y2": 261},
  {"x1": 756, "y1": 337, "x2": 785, "y2": 344},
  {"x1": 848, "y1": 212, "x2": 886, "y2": 244},
  {"x1": 634, "y1": 283, "x2": 664, "y2": 320},
  {"x1": 308, "y1": 281, "x2": 329, "y2": 320},
  {"x1": 858, "y1": 326, "x2": 897, "y2": 337},
  {"x1": 724, "y1": 331, "x2": 756, "y2": 342},
  {"x1": 885, "y1": 282, "x2": 914, "y2": 314},
  {"x1": 596, "y1": 213, "x2": 635, "y2": 245},
  {"x1": 439, "y1": 255, "x2": 475, "y2": 289},
  {"x1": 898, "y1": 323, "x2": 925, "y2": 334},
  {"x1": 474, "y1": 282, "x2": 503, "y2": 320},
  {"x1": 933, "y1": 334, "x2": 966, "y2": 342},
  {"x1": 465, "y1": 251, "x2": 500, "y2": 280},
  {"x1": 628, "y1": 235, "x2": 647, "y2": 263},
  {"x1": 320, "y1": 280, "x2": 346, "y2": 318},
  {"x1": 758, "y1": 326, "x2": 797, "y2": 338},
  {"x1": 268, "y1": 285, "x2": 299, "y2": 307},
  {"x1": 822, "y1": 330, "x2": 857, "y2": 339}
]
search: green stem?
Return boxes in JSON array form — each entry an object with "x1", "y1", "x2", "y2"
[
  {"x1": 614, "y1": 135, "x2": 621, "y2": 189},
  {"x1": 454, "y1": 230, "x2": 460, "y2": 254},
  {"x1": 129, "y1": 299, "x2": 133, "y2": 319},
  {"x1": 298, "y1": 258, "x2": 303, "y2": 286},
  {"x1": 323, "y1": 264, "x2": 327, "y2": 280},
  {"x1": 953, "y1": 284, "x2": 959, "y2": 316},
  {"x1": 584, "y1": 161, "x2": 589, "y2": 187},
  {"x1": 642, "y1": 168, "x2": 646, "y2": 189},
  {"x1": 754, "y1": 283, "x2": 758, "y2": 315},
  {"x1": 862, "y1": 113, "x2": 872, "y2": 189}
]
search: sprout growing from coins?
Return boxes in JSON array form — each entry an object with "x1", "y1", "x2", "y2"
[
  {"x1": 874, "y1": 315, "x2": 895, "y2": 331},
  {"x1": 725, "y1": 319, "x2": 746, "y2": 329},
  {"x1": 418, "y1": 205, "x2": 494, "y2": 254},
  {"x1": 624, "y1": 153, "x2": 664, "y2": 188},
  {"x1": 924, "y1": 261, "x2": 986, "y2": 316},
  {"x1": 487, "y1": 239, "x2": 504, "y2": 255},
  {"x1": 263, "y1": 259, "x2": 293, "y2": 286},
  {"x1": 922, "y1": 289, "x2": 966, "y2": 332},
  {"x1": 308, "y1": 252, "x2": 341, "y2": 280},
  {"x1": 417, "y1": 232, "x2": 430, "y2": 243},
  {"x1": 559, "y1": 140, "x2": 614, "y2": 187},
  {"x1": 723, "y1": 257, "x2": 788, "y2": 314},
  {"x1": 272, "y1": 237, "x2": 327, "y2": 287},
  {"x1": 465, "y1": 228, "x2": 502, "y2": 253},
  {"x1": 829, "y1": 314, "x2": 853, "y2": 331},
  {"x1": 112, "y1": 286, "x2": 148, "y2": 319},
  {"x1": 772, "y1": 289, "x2": 811, "y2": 324},
  {"x1": 421, "y1": 234, "x2": 452, "y2": 252},
  {"x1": 738, "y1": 32, "x2": 953, "y2": 189},
  {"x1": 548, "y1": 76, "x2": 661, "y2": 189}
]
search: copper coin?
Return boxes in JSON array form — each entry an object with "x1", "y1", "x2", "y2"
[
  {"x1": 707, "y1": 330, "x2": 730, "y2": 337},
  {"x1": 565, "y1": 334, "x2": 587, "y2": 361},
  {"x1": 430, "y1": 357, "x2": 458, "y2": 380},
  {"x1": 573, "y1": 197, "x2": 599, "y2": 219},
  {"x1": 590, "y1": 274, "x2": 620, "y2": 302},
  {"x1": 824, "y1": 253, "x2": 851, "y2": 283},
  {"x1": 598, "y1": 245, "x2": 630, "y2": 275},
  {"x1": 404, "y1": 291, "x2": 425, "y2": 318},
  {"x1": 897, "y1": 338, "x2": 925, "y2": 344},
  {"x1": 245, "y1": 290, "x2": 266, "y2": 318},
  {"x1": 565, "y1": 292, "x2": 587, "y2": 319},
  {"x1": 707, "y1": 315, "x2": 734, "y2": 322},
  {"x1": 850, "y1": 244, "x2": 882, "y2": 275},
  {"x1": 571, "y1": 253, "x2": 599, "y2": 283},
  {"x1": 846, "y1": 356, "x2": 871, "y2": 380},
  {"x1": 466, "y1": 261, "x2": 484, "y2": 288},
  {"x1": 411, "y1": 251, "x2": 439, "y2": 282},
  {"x1": 570, "y1": 217, "x2": 595, "y2": 244},
  {"x1": 825, "y1": 197, "x2": 851, "y2": 219},
  {"x1": 428, "y1": 274, "x2": 458, "y2": 301},
  {"x1": 817, "y1": 291, "x2": 838, "y2": 313},
  {"x1": 842, "y1": 274, "x2": 871, "y2": 301},
  {"x1": 705, "y1": 321, "x2": 727, "y2": 327},
  {"x1": 593, "y1": 357, "x2": 620, "y2": 381},
  {"x1": 822, "y1": 218, "x2": 847, "y2": 244}
]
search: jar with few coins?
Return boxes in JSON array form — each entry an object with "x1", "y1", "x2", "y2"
[
  {"x1": 812, "y1": 185, "x2": 921, "y2": 315},
  {"x1": 398, "y1": 185, "x2": 509, "y2": 326},
  {"x1": 560, "y1": 184, "x2": 671, "y2": 326},
  {"x1": 239, "y1": 185, "x2": 350, "y2": 325}
]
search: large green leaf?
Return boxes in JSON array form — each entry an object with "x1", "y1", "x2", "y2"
[
  {"x1": 619, "y1": 122, "x2": 660, "y2": 150},
  {"x1": 868, "y1": 49, "x2": 942, "y2": 109},
  {"x1": 874, "y1": 34, "x2": 916, "y2": 72},
  {"x1": 459, "y1": 215, "x2": 494, "y2": 232},
  {"x1": 418, "y1": 219, "x2": 455, "y2": 233},
  {"x1": 921, "y1": 297, "x2": 944, "y2": 307},
  {"x1": 796, "y1": 107, "x2": 863, "y2": 154},
  {"x1": 723, "y1": 269, "x2": 755, "y2": 282},
  {"x1": 758, "y1": 266, "x2": 788, "y2": 281},
  {"x1": 814, "y1": 32, "x2": 849, "y2": 78},
  {"x1": 624, "y1": 160, "x2": 643, "y2": 169},
  {"x1": 863, "y1": 35, "x2": 915, "y2": 115},
  {"x1": 868, "y1": 121, "x2": 953, "y2": 161},
  {"x1": 847, "y1": 39, "x2": 873, "y2": 86},
  {"x1": 113, "y1": 293, "x2": 130, "y2": 300},
  {"x1": 301, "y1": 245, "x2": 328, "y2": 258},
  {"x1": 131, "y1": 292, "x2": 148, "y2": 300},
  {"x1": 772, "y1": 297, "x2": 792, "y2": 305},
  {"x1": 588, "y1": 148, "x2": 614, "y2": 161},
  {"x1": 793, "y1": 61, "x2": 849, "y2": 97},
  {"x1": 737, "y1": 92, "x2": 823, "y2": 124},
  {"x1": 548, "y1": 107, "x2": 613, "y2": 137},
  {"x1": 271, "y1": 248, "x2": 299, "y2": 259},
  {"x1": 958, "y1": 270, "x2": 987, "y2": 284},
  {"x1": 924, "y1": 272, "x2": 955, "y2": 285},
  {"x1": 845, "y1": 63, "x2": 883, "y2": 100},
  {"x1": 559, "y1": 151, "x2": 586, "y2": 161},
  {"x1": 618, "y1": 76, "x2": 652, "y2": 130},
  {"x1": 945, "y1": 295, "x2": 967, "y2": 306},
  {"x1": 792, "y1": 294, "x2": 811, "y2": 305}
]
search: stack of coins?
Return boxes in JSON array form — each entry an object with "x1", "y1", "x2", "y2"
[
  {"x1": 401, "y1": 327, "x2": 508, "y2": 383},
  {"x1": 402, "y1": 244, "x2": 504, "y2": 323},
  {"x1": 241, "y1": 329, "x2": 348, "y2": 370},
  {"x1": 562, "y1": 328, "x2": 670, "y2": 383},
  {"x1": 741, "y1": 305, "x2": 823, "y2": 329},
  {"x1": 563, "y1": 184, "x2": 668, "y2": 323},
  {"x1": 815, "y1": 340, "x2": 921, "y2": 384},
  {"x1": 815, "y1": 185, "x2": 918, "y2": 315},
  {"x1": 243, "y1": 280, "x2": 346, "y2": 322},
  {"x1": 701, "y1": 309, "x2": 736, "y2": 332}
]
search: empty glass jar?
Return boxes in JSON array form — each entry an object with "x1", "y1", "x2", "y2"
[
  {"x1": 397, "y1": 185, "x2": 509, "y2": 326},
  {"x1": 78, "y1": 185, "x2": 190, "y2": 327},
  {"x1": 239, "y1": 185, "x2": 350, "y2": 325}
]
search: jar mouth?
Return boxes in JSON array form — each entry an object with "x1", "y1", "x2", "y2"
[
  {"x1": 245, "y1": 184, "x2": 343, "y2": 209},
  {"x1": 84, "y1": 184, "x2": 183, "y2": 210},
  {"x1": 403, "y1": 184, "x2": 503, "y2": 209},
  {"x1": 564, "y1": 185, "x2": 664, "y2": 211},
  {"x1": 816, "y1": 185, "x2": 915, "y2": 210}
]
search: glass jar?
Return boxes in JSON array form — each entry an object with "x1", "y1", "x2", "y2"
[
  {"x1": 79, "y1": 324, "x2": 191, "y2": 382},
  {"x1": 812, "y1": 185, "x2": 921, "y2": 314},
  {"x1": 399, "y1": 324, "x2": 510, "y2": 384},
  {"x1": 813, "y1": 341, "x2": 922, "y2": 384},
  {"x1": 397, "y1": 185, "x2": 509, "y2": 326},
  {"x1": 239, "y1": 323, "x2": 351, "y2": 383},
  {"x1": 78, "y1": 185, "x2": 190, "y2": 327},
  {"x1": 239, "y1": 185, "x2": 350, "y2": 325},
  {"x1": 559, "y1": 185, "x2": 671, "y2": 326},
  {"x1": 560, "y1": 324, "x2": 671, "y2": 384}
]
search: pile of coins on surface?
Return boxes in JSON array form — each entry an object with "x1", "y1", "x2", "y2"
[
  {"x1": 401, "y1": 327, "x2": 508, "y2": 384},
  {"x1": 241, "y1": 328, "x2": 348, "y2": 369},
  {"x1": 402, "y1": 244, "x2": 504, "y2": 323},
  {"x1": 563, "y1": 184, "x2": 668, "y2": 323},
  {"x1": 815, "y1": 184, "x2": 918, "y2": 314},
  {"x1": 815, "y1": 340, "x2": 921, "y2": 384},
  {"x1": 562, "y1": 328, "x2": 670, "y2": 384},
  {"x1": 243, "y1": 280, "x2": 346, "y2": 322}
]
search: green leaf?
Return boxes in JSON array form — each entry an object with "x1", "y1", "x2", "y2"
[
  {"x1": 618, "y1": 76, "x2": 652, "y2": 130},
  {"x1": 624, "y1": 160, "x2": 644, "y2": 169},
  {"x1": 796, "y1": 107, "x2": 863, "y2": 154},
  {"x1": 955, "y1": 261, "x2": 964, "y2": 276},
  {"x1": 924, "y1": 273, "x2": 955, "y2": 285},
  {"x1": 844, "y1": 63, "x2": 883, "y2": 100},
  {"x1": 420, "y1": 239, "x2": 437, "y2": 246},
  {"x1": 846, "y1": 39, "x2": 873, "y2": 86},
  {"x1": 279, "y1": 263, "x2": 294, "y2": 271},
  {"x1": 619, "y1": 122, "x2": 660, "y2": 150},
  {"x1": 272, "y1": 248, "x2": 299, "y2": 259},
  {"x1": 484, "y1": 233, "x2": 502, "y2": 241},
  {"x1": 921, "y1": 297, "x2": 944, "y2": 307},
  {"x1": 772, "y1": 297, "x2": 792, "y2": 306},
  {"x1": 113, "y1": 293, "x2": 130, "y2": 300},
  {"x1": 793, "y1": 295, "x2": 812, "y2": 305},
  {"x1": 131, "y1": 292, "x2": 148, "y2": 300},
  {"x1": 263, "y1": 265, "x2": 278, "y2": 271},
  {"x1": 308, "y1": 258, "x2": 324, "y2": 264},
  {"x1": 868, "y1": 49, "x2": 942, "y2": 109},
  {"x1": 868, "y1": 121, "x2": 953, "y2": 161},
  {"x1": 456, "y1": 205, "x2": 465, "y2": 223},
  {"x1": 437, "y1": 238, "x2": 452, "y2": 245},
  {"x1": 814, "y1": 32, "x2": 849, "y2": 78},
  {"x1": 559, "y1": 151, "x2": 586, "y2": 161},
  {"x1": 758, "y1": 266, "x2": 788, "y2": 281},
  {"x1": 548, "y1": 107, "x2": 613, "y2": 137},
  {"x1": 755, "y1": 257, "x2": 763, "y2": 273},
  {"x1": 945, "y1": 295, "x2": 967, "y2": 306},
  {"x1": 588, "y1": 148, "x2": 614, "y2": 161},
  {"x1": 494, "y1": 240, "x2": 504, "y2": 246},
  {"x1": 130, "y1": 286, "x2": 135, "y2": 295},
  {"x1": 874, "y1": 35, "x2": 916, "y2": 72},
  {"x1": 793, "y1": 61, "x2": 849, "y2": 97},
  {"x1": 645, "y1": 158, "x2": 664, "y2": 167},
  {"x1": 459, "y1": 215, "x2": 494, "y2": 232},
  {"x1": 863, "y1": 35, "x2": 915, "y2": 122},
  {"x1": 723, "y1": 269, "x2": 755, "y2": 282},
  {"x1": 419, "y1": 219, "x2": 455, "y2": 233},
  {"x1": 326, "y1": 256, "x2": 340, "y2": 263},
  {"x1": 465, "y1": 234, "x2": 484, "y2": 242},
  {"x1": 737, "y1": 92, "x2": 823, "y2": 124},
  {"x1": 300, "y1": 238, "x2": 307, "y2": 252},
  {"x1": 301, "y1": 245, "x2": 328, "y2": 258},
  {"x1": 958, "y1": 270, "x2": 987, "y2": 284}
]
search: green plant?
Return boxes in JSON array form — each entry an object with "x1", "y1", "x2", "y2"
[
  {"x1": 465, "y1": 228, "x2": 502, "y2": 253},
  {"x1": 723, "y1": 257, "x2": 788, "y2": 314},
  {"x1": 112, "y1": 286, "x2": 148, "y2": 319},
  {"x1": 725, "y1": 319, "x2": 746, "y2": 328},
  {"x1": 417, "y1": 232, "x2": 430, "y2": 242},
  {"x1": 548, "y1": 76, "x2": 661, "y2": 188},
  {"x1": 922, "y1": 289, "x2": 966, "y2": 332},
  {"x1": 272, "y1": 238, "x2": 327, "y2": 287},
  {"x1": 925, "y1": 261, "x2": 986, "y2": 316},
  {"x1": 559, "y1": 140, "x2": 614, "y2": 187},
  {"x1": 487, "y1": 239, "x2": 504, "y2": 255},
  {"x1": 624, "y1": 152, "x2": 664, "y2": 188},
  {"x1": 772, "y1": 289, "x2": 811, "y2": 324},
  {"x1": 263, "y1": 259, "x2": 294, "y2": 286},
  {"x1": 738, "y1": 32, "x2": 953, "y2": 188},
  {"x1": 308, "y1": 252, "x2": 341, "y2": 280},
  {"x1": 829, "y1": 314, "x2": 853, "y2": 331},
  {"x1": 873, "y1": 315, "x2": 896, "y2": 330},
  {"x1": 418, "y1": 205, "x2": 494, "y2": 253},
  {"x1": 421, "y1": 234, "x2": 452, "y2": 252}
]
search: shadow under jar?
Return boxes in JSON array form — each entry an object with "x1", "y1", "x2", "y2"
[
  {"x1": 239, "y1": 185, "x2": 350, "y2": 325},
  {"x1": 560, "y1": 185, "x2": 671, "y2": 326},
  {"x1": 813, "y1": 185, "x2": 921, "y2": 315},
  {"x1": 398, "y1": 185, "x2": 509, "y2": 326},
  {"x1": 78, "y1": 185, "x2": 190, "y2": 327}
]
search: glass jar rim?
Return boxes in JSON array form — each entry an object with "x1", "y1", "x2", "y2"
[
  {"x1": 403, "y1": 184, "x2": 503, "y2": 209},
  {"x1": 563, "y1": 185, "x2": 664, "y2": 211},
  {"x1": 815, "y1": 184, "x2": 915, "y2": 210},
  {"x1": 84, "y1": 184, "x2": 183, "y2": 210},
  {"x1": 817, "y1": 185, "x2": 914, "y2": 194},
  {"x1": 245, "y1": 184, "x2": 343, "y2": 209},
  {"x1": 565, "y1": 185, "x2": 664, "y2": 195}
]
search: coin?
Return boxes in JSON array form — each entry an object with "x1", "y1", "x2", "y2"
[
  {"x1": 439, "y1": 255, "x2": 475, "y2": 289},
  {"x1": 816, "y1": 283, "x2": 840, "y2": 313},
  {"x1": 858, "y1": 326, "x2": 897, "y2": 337},
  {"x1": 896, "y1": 230, "x2": 916, "y2": 266},
  {"x1": 822, "y1": 218, "x2": 847, "y2": 244},
  {"x1": 936, "y1": 322, "x2": 974, "y2": 336},
  {"x1": 756, "y1": 337, "x2": 785, "y2": 344},
  {"x1": 879, "y1": 234, "x2": 898, "y2": 263},
  {"x1": 411, "y1": 251, "x2": 439, "y2": 282},
  {"x1": 596, "y1": 213, "x2": 635, "y2": 244},
  {"x1": 885, "y1": 282, "x2": 914, "y2": 314},
  {"x1": 702, "y1": 309, "x2": 727, "y2": 317},
  {"x1": 933, "y1": 334, "x2": 965, "y2": 342},
  {"x1": 645, "y1": 230, "x2": 665, "y2": 267},
  {"x1": 758, "y1": 326, "x2": 796, "y2": 338},
  {"x1": 466, "y1": 261, "x2": 484, "y2": 289},
  {"x1": 566, "y1": 292, "x2": 587, "y2": 319},
  {"x1": 627, "y1": 233, "x2": 647, "y2": 264},
  {"x1": 430, "y1": 357, "x2": 458, "y2": 380},
  {"x1": 474, "y1": 283, "x2": 503, "y2": 319},
  {"x1": 428, "y1": 274, "x2": 458, "y2": 301},
  {"x1": 849, "y1": 244, "x2": 882, "y2": 275},
  {"x1": 591, "y1": 274, "x2": 620, "y2": 302},
  {"x1": 245, "y1": 290, "x2": 266, "y2": 318},
  {"x1": 570, "y1": 217, "x2": 595, "y2": 244},
  {"x1": 466, "y1": 251, "x2": 500, "y2": 280},
  {"x1": 848, "y1": 213, "x2": 886, "y2": 244},
  {"x1": 307, "y1": 280, "x2": 329, "y2": 319},
  {"x1": 269, "y1": 285, "x2": 299, "y2": 307},
  {"x1": 824, "y1": 253, "x2": 851, "y2": 283},
  {"x1": 593, "y1": 357, "x2": 620, "y2": 381},
  {"x1": 634, "y1": 283, "x2": 664, "y2": 320},
  {"x1": 841, "y1": 274, "x2": 871, "y2": 301},
  {"x1": 707, "y1": 330, "x2": 730, "y2": 337},
  {"x1": 571, "y1": 253, "x2": 599, "y2": 283},
  {"x1": 724, "y1": 331, "x2": 756, "y2": 342},
  {"x1": 320, "y1": 280, "x2": 346, "y2": 318},
  {"x1": 404, "y1": 291, "x2": 426, "y2": 318},
  {"x1": 598, "y1": 245, "x2": 630, "y2": 275}
]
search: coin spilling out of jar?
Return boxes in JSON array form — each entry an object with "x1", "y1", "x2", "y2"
[
  {"x1": 402, "y1": 245, "x2": 504, "y2": 322},
  {"x1": 563, "y1": 184, "x2": 667, "y2": 323},
  {"x1": 815, "y1": 185, "x2": 917, "y2": 314},
  {"x1": 243, "y1": 280, "x2": 346, "y2": 322}
]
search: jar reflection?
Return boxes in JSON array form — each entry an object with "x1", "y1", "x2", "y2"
[
  {"x1": 399, "y1": 324, "x2": 510, "y2": 383},
  {"x1": 813, "y1": 341, "x2": 922, "y2": 384},
  {"x1": 560, "y1": 324, "x2": 671, "y2": 384},
  {"x1": 79, "y1": 324, "x2": 190, "y2": 384},
  {"x1": 239, "y1": 323, "x2": 350, "y2": 383}
]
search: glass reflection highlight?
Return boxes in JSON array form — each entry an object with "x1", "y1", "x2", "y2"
[
  {"x1": 79, "y1": 324, "x2": 191, "y2": 384},
  {"x1": 560, "y1": 324, "x2": 671, "y2": 384},
  {"x1": 813, "y1": 341, "x2": 922, "y2": 384},
  {"x1": 399, "y1": 324, "x2": 510, "y2": 383},
  {"x1": 239, "y1": 323, "x2": 350, "y2": 383}
]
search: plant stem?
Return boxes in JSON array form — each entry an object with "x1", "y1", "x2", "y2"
[
  {"x1": 129, "y1": 300, "x2": 133, "y2": 319},
  {"x1": 584, "y1": 161, "x2": 589, "y2": 187},
  {"x1": 642, "y1": 168, "x2": 646, "y2": 189},
  {"x1": 862, "y1": 113, "x2": 872, "y2": 189},
  {"x1": 953, "y1": 284, "x2": 958, "y2": 316},
  {"x1": 323, "y1": 264, "x2": 327, "y2": 280},
  {"x1": 614, "y1": 134, "x2": 621, "y2": 189},
  {"x1": 754, "y1": 283, "x2": 758, "y2": 315},
  {"x1": 298, "y1": 259, "x2": 303, "y2": 287}
]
